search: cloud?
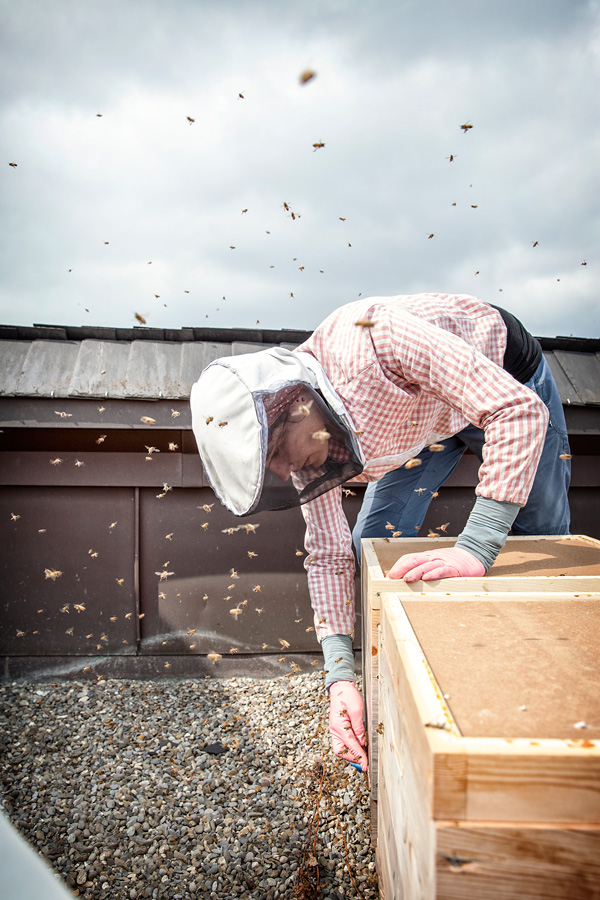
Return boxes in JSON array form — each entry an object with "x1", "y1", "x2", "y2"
[{"x1": 0, "y1": 0, "x2": 598, "y2": 336}]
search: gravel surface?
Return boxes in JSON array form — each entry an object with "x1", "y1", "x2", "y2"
[{"x1": 0, "y1": 672, "x2": 379, "y2": 899}]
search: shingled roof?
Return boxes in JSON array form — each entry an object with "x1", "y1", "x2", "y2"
[{"x1": 0, "y1": 323, "x2": 599, "y2": 406}]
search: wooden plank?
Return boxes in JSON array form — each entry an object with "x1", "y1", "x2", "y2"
[
  {"x1": 379, "y1": 648, "x2": 437, "y2": 898},
  {"x1": 435, "y1": 821, "x2": 600, "y2": 900},
  {"x1": 463, "y1": 739, "x2": 600, "y2": 824},
  {"x1": 361, "y1": 539, "x2": 383, "y2": 843}
]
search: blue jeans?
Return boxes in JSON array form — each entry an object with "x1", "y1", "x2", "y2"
[{"x1": 352, "y1": 357, "x2": 571, "y2": 559}]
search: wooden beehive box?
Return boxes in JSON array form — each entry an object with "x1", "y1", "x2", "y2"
[{"x1": 361, "y1": 535, "x2": 600, "y2": 900}]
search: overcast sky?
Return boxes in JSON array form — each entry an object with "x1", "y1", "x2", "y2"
[{"x1": 1, "y1": 0, "x2": 599, "y2": 339}]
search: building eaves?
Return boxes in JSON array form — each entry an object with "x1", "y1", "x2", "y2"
[{"x1": 0, "y1": 325, "x2": 598, "y2": 406}]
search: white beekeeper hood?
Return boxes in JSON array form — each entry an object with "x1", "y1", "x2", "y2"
[{"x1": 190, "y1": 348, "x2": 364, "y2": 516}]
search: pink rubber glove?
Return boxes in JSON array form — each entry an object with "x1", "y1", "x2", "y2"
[
  {"x1": 388, "y1": 546, "x2": 486, "y2": 582},
  {"x1": 329, "y1": 681, "x2": 368, "y2": 771}
]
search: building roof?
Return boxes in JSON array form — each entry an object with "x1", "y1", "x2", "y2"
[{"x1": 0, "y1": 323, "x2": 599, "y2": 406}]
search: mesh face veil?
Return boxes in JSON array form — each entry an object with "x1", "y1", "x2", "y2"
[{"x1": 190, "y1": 348, "x2": 364, "y2": 516}]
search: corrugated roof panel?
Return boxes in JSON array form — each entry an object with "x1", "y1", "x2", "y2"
[
  {"x1": 70, "y1": 340, "x2": 131, "y2": 398},
  {"x1": 178, "y1": 342, "x2": 231, "y2": 395},
  {"x1": 553, "y1": 351, "x2": 600, "y2": 406},
  {"x1": 0, "y1": 341, "x2": 30, "y2": 396},
  {"x1": 544, "y1": 351, "x2": 584, "y2": 406},
  {"x1": 231, "y1": 341, "x2": 276, "y2": 355},
  {"x1": 123, "y1": 341, "x2": 183, "y2": 399},
  {"x1": 13, "y1": 341, "x2": 80, "y2": 397}
]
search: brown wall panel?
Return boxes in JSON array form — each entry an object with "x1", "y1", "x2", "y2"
[
  {"x1": 138, "y1": 487, "x2": 332, "y2": 656},
  {"x1": 0, "y1": 486, "x2": 137, "y2": 655}
]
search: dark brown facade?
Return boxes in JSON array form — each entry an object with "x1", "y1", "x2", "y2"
[{"x1": 1, "y1": 325, "x2": 599, "y2": 680}]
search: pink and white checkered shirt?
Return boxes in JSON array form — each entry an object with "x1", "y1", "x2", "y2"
[{"x1": 294, "y1": 293, "x2": 549, "y2": 640}]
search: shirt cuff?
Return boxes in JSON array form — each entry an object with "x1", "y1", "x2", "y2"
[
  {"x1": 456, "y1": 496, "x2": 521, "y2": 570},
  {"x1": 321, "y1": 634, "x2": 355, "y2": 690}
]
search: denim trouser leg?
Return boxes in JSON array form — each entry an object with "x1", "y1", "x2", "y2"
[
  {"x1": 511, "y1": 357, "x2": 571, "y2": 534},
  {"x1": 352, "y1": 356, "x2": 571, "y2": 561}
]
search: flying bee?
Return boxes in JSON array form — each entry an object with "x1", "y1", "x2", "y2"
[
  {"x1": 135, "y1": 313, "x2": 147, "y2": 325},
  {"x1": 244, "y1": 523, "x2": 259, "y2": 534},
  {"x1": 50, "y1": 457, "x2": 63, "y2": 466},
  {"x1": 230, "y1": 568, "x2": 239, "y2": 579},
  {"x1": 230, "y1": 648, "x2": 239, "y2": 654},
  {"x1": 414, "y1": 487, "x2": 427, "y2": 494},
  {"x1": 109, "y1": 616, "x2": 117, "y2": 622},
  {"x1": 165, "y1": 533, "x2": 174, "y2": 541},
  {"x1": 96, "y1": 435, "x2": 107, "y2": 444},
  {"x1": 125, "y1": 612, "x2": 132, "y2": 619},
  {"x1": 206, "y1": 416, "x2": 214, "y2": 425},
  {"x1": 116, "y1": 578, "x2": 124, "y2": 585},
  {"x1": 532, "y1": 241, "x2": 539, "y2": 247},
  {"x1": 218, "y1": 421, "x2": 228, "y2": 428},
  {"x1": 141, "y1": 416, "x2": 156, "y2": 424},
  {"x1": 438, "y1": 522, "x2": 450, "y2": 532},
  {"x1": 429, "y1": 443, "x2": 445, "y2": 452},
  {"x1": 45, "y1": 568, "x2": 62, "y2": 580},
  {"x1": 385, "y1": 522, "x2": 395, "y2": 531},
  {"x1": 278, "y1": 657, "x2": 286, "y2": 663},
  {"x1": 255, "y1": 608, "x2": 263, "y2": 615},
  {"x1": 54, "y1": 411, "x2": 72, "y2": 418},
  {"x1": 187, "y1": 116, "x2": 195, "y2": 124},
  {"x1": 460, "y1": 121, "x2": 473, "y2": 132},
  {"x1": 342, "y1": 488, "x2": 356, "y2": 497},
  {"x1": 283, "y1": 202, "x2": 290, "y2": 211},
  {"x1": 427, "y1": 530, "x2": 441, "y2": 539},
  {"x1": 446, "y1": 154, "x2": 456, "y2": 162},
  {"x1": 405, "y1": 458, "x2": 422, "y2": 469},
  {"x1": 9, "y1": 161, "x2": 17, "y2": 167},
  {"x1": 75, "y1": 459, "x2": 84, "y2": 467},
  {"x1": 305, "y1": 626, "x2": 314, "y2": 632},
  {"x1": 207, "y1": 652, "x2": 222, "y2": 664},
  {"x1": 431, "y1": 491, "x2": 439, "y2": 498},
  {"x1": 355, "y1": 319, "x2": 375, "y2": 328},
  {"x1": 230, "y1": 608, "x2": 243, "y2": 619},
  {"x1": 312, "y1": 140, "x2": 325, "y2": 151},
  {"x1": 312, "y1": 429, "x2": 331, "y2": 441},
  {"x1": 392, "y1": 531, "x2": 402, "y2": 538},
  {"x1": 559, "y1": 453, "x2": 573, "y2": 459},
  {"x1": 38, "y1": 529, "x2": 46, "y2": 533},
  {"x1": 279, "y1": 639, "x2": 290, "y2": 649},
  {"x1": 16, "y1": 630, "x2": 25, "y2": 637},
  {"x1": 295, "y1": 549, "x2": 304, "y2": 556},
  {"x1": 168, "y1": 442, "x2": 178, "y2": 451},
  {"x1": 74, "y1": 604, "x2": 85, "y2": 613},
  {"x1": 155, "y1": 569, "x2": 174, "y2": 581},
  {"x1": 145, "y1": 446, "x2": 160, "y2": 455},
  {"x1": 253, "y1": 585, "x2": 261, "y2": 592},
  {"x1": 10, "y1": 512, "x2": 20, "y2": 521},
  {"x1": 65, "y1": 627, "x2": 74, "y2": 636},
  {"x1": 427, "y1": 233, "x2": 434, "y2": 239},
  {"x1": 247, "y1": 551, "x2": 258, "y2": 558},
  {"x1": 299, "y1": 69, "x2": 316, "y2": 84}
]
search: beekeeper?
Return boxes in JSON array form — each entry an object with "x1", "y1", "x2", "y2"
[{"x1": 191, "y1": 293, "x2": 571, "y2": 772}]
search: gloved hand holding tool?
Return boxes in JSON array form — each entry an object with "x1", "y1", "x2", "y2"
[{"x1": 322, "y1": 634, "x2": 368, "y2": 772}]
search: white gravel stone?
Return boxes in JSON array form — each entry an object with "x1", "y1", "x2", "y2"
[{"x1": 0, "y1": 672, "x2": 379, "y2": 899}]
